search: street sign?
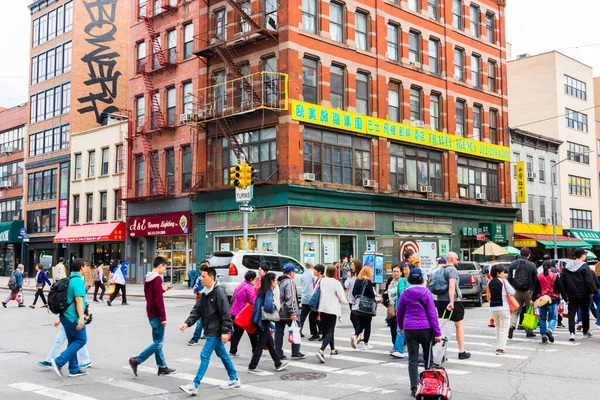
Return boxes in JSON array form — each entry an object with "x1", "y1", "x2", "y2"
[
  {"x1": 19, "y1": 228, "x2": 27, "y2": 236},
  {"x1": 22, "y1": 235, "x2": 30, "y2": 242},
  {"x1": 476, "y1": 234, "x2": 485, "y2": 241},
  {"x1": 239, "y1": 205, "x2": 255, "y2": 213},
  {"x1": 235, "y1": 186, "x2": 253, "y2": 203}
]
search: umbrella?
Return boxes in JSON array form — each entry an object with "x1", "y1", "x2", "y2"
[
  {"x1": 503, "y1": 246, "x2": 520, "y2": 257},
  {"x1": 586, "y1": 251, "x2": 597, "y2": 260},
  {"x1": 472, "y1": 242, "x2": 509, "y2": 257}
]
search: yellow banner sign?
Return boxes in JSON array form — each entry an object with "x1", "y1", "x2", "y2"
[
  {"x1": 516, "y1": 161, "x2": 526, "y2": 203},
  {"x1": 291, "y1": 100, "x2": 511, "y2": 162},
  {"x1": 514, "y1": 239, "x2": 537, "y2": 247}
]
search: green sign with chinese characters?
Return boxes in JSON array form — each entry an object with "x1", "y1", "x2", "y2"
[
  {"x1": 393, "y1": 221, "x2": 452, "y2": 234},
  {"x1": 460, "y1": 226, "x2": 484, "y2": 237},
  {"x1": 480, "y1": 223, "x2": 507, "y2": 243},
  {"x1": 206, "y1": 207, "x2": 288, "y2": 231},
  {"x1": 289, "y1": 207, "x2": 375, "y2": 230}
]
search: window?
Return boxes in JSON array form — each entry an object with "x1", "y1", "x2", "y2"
[
  {"x1": 469, "y1": 5, "x2": 479, "y2": 36},
  {"x1": 150, "y1": 151, "x2": 159, "y2": 195},
  {"x1": 570, "y1": 209, "x2": 592, "y2": 229},
  {"x1": 486, "y1": 13, "x2": 494, "y2": 42},
  {"x1": 538, "y1": 158, "x2": 545, "y2": 182},
  {"x1": 428, "y1": 0, "x2": 438, "y2": 19},
  {"x1": 455, "y1": 100, "x2": 465, "y2": 136},
  {"x1": 488, "y1": 61, "x2": 496, "y2": 92},
  {"x1": 27, "y1": 208, "x2": 57, "y2": 234},
  {"x1": 567, "y1": 142, "x2": 590, "y2": 164},
  {"x1": 100, "y1": 192, "x2": 107, "y2": 221},
  {"x1": 330, "y1": 65, "x2": 345, "y2": 110},
  {"x1": 136, "y1": 155, "x2": 144, "y2": 196},
  {"x1": 74, "y1": 153, "x2": 81, "y2": 180},
  {"x1": 303, "y1": 128, "x2": 371, "y2": 186},
  {"x1": 539, "y1": 196, "x2": 546, "y2": 220},
  {"x1": 262, "y1": 56, "x2": 277, "y2": 104},
  {"x1": 167, "y1": 30, "x2": 177, "y2": 63},
  {"x1": 566, "y1": 109, "x2": 588, "y2": 132},
  {"x1": 264, "y1": 0, "x2": 277, "y2": 30},
  {"x1": 355, "y1": 12, "x2": 368, "y2": 51},
  {"x1": 452, "y1": 0, "x2": 463, "y2": 30},
  {"x1": 471, "y1": 55, "x2": 481, "y2": 88},
  {"x1": 39, "y1": 14, "x2": 48, "y2": 44},
  {"x1": 489, "y1": 109, "x2": 498, "y2": 144},
  {"x1": 472, "y1": 105, "x2": 481, "y2": 140},
  {"x1": 454, "y1": 48, "x2": 464, "y2": 81},
  {"x1": 429, "y1": 39, "x2": 440, "y2": 74},
  {"x1": 220, "y1": 127, "x2": 277, "y2": 184},
  {"x1": 88, "y1": 151, "x2": 95, "y2": 178},
  {"x1": 33, "y1": 19, "x2": 39, "y2": 47},
  {"x1": 136, "y1": 41, "x2": 146, "y2": 73},
  {"x1": 568, "y1": 175, "x2": 591, "y2": 197},
  {"x1": 166, "y1": 148, "x2": 175, "y2": 194},
  {"x1": 182, "y1": 146, "x2": 192, "y2": 192},
  {"x1": 47, "y1": 49, "x2": 55, "y2": 79},
  {"x1": 212, "y1": 71, "x2": 226, "y2": 115},
  {"x1": 387, "y1": 24, "x2": 399, "y2": 61},
  {"x1": 183, "y1": 82, "x2": 193, "y2": 114},
  {"x1": 0, "y1": 125, "x2": 25, "y2": 152},
  {"x1": 136, "y1": 96, "x2": 145, "y2": 128},
  {"x1": 0, "y1": 161, "x2": 24, "y2": 187},
  {"x1": 48, "y1": 10, "x2": 57, "y2": 40},
  {"x1": 28, "y1": 124, "x2": 69, "y2": 157},
  {"x1": 408, "y1": 0, "x2": 418, "y2": 11},
  {"x1": 0, "y1": 199, "x2": 22, "y2": 222},
  {"x1": 526, "y1": 155, "x2": 533, "y2": 176},
  {"x1": 430, "y1": 94, "x2": 440, "y2": 131},
  {"x1": 302, "y1": 0, "x2": 317, "y2": 33},
  {"x1": 111, "y1": 145, "x2": 121, "y2": 174},
  {"x1": 183, "y1": 23, "x2": 193, "y2": 59},
  {"x1": 57, "y1": 5, "x2": 64, "y2": 34},
  {"x1": 390, "y1": 144, "x2": 442, "y2": 194},
  {"x1": 65, "y1": 1, "x2": 73, "y2": 31},
  {"x1": 138, "y1": 0, "x2": 147, "y2": 18},
  {"x1": 512, "y1": 152, "x2": 520, "y2": 177},
  {"x1": 166, "y1": 87, "x2": 176, "y2": 126},
  {"x1": 86, "y1": 194, "x2": 93, "y2": 222},
  {"x1": 330, "y1": 3, "x2": 343, "y2": 42},
  {"x1": 98, "y1": 147, "x2": 108, "y2": 176},
  {"x1": 114, "y1": 189, "x2": 122, "y2": 220},
  {"x1": 564, "y1": 75, "x2": 586, "y2": 100},
  {"x1": 528, "y1": 195, "x2": 535, "y2": 223},
  {"x1": 388, "y1": 82, "x2": 400, "y2": 122},
  {"x1": 356, "y1": 72, "x2": 369, "y2": 115},
  {"x1": 62, "y1": 83, "x2": 70, "y2": 113},
  {"x1": 457, "y1": 157, "x2": 499, "y2": 202},
  {"x1": 63, "y1": 42, "x2": 72, "y2": 73},
  {"x1": 302, "y1": 57, "x2": 318, "y2": 104},
  {"x1": 408, "y1": 31, "x2": 420, "y2": 63},
  {"x1": 39, "y1": 53, "x2": 47, "y2": 82},
  {"x1": 27, "y1": 169, "x2": 57, "y2": 202},
  {"x1": 550, "y1": 160, "x2": 557, "y2": 184},
  {"x1": 410, "y1": 87, "x2": 421, "y2": 122}
]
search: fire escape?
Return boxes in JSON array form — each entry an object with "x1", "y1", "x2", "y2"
[{"x1": 135, "y1": 0, "x2": 179, "y2": 198}]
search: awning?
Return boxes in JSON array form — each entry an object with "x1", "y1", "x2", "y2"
[
  {"x1": 0, "y1": 220, "x2": 24, "y2": 243},
  {"x1": 515, "y1": 234, "x2": 592, "y2": 249},
  {"x1": 567, "y1": 229, "x2": 600, "y2": 245},
  {"x1": 53, "y1": 222, "x2": 126, "y2": 243}
]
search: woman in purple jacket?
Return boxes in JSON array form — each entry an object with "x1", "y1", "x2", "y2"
[
  {"x1": 397, "y1": 268, "x2": 442, "y2": 398},
  {"x1": 229, "y1": 270, "x2": 258, "y2": 357}
]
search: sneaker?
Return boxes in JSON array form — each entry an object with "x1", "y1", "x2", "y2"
[
  {"x1": 69, "y1": 370, "x2": 88, "y2": 378},
  {"x1": 29, "y1": 305, "x2": 35, "y2": 309},
  {"x1": 200, "y1": 335, "x2": 206, "y2": 340},
  {"x1": 308, "y1": 335, "x2": 320, "y2": 341},
  {"x1": 42, "y1": 304, "x2": 48, "y2": 308},
  {"x1": 106, "y1": 300, "x2": 112, "y2": 306},
  {"x1": 279, "y1": 355, "x2": 288, "y2": 361},
  {"x1": 330, "y1": 349, "x2": 340, "y2": 356},
  {"x1": 1, "y1": 302, "x2": 6, "y2": 308},
  {"x1": 228, "y1": 352, "x2": 239, "y2": 358},
  {"x1": 291, "y1": 353, "x2": 306, "y2": 359},
  {"x1": 275, "y1": 361, "x2": 289, "y2": 371},
  {"x1": 362, "y1": 344, "x2": 373, "y2": 350},
  {"x1": 458, "y1": 351, "x2": 471, "y2": 360},
  {"x1": 80, "y1": 362, "x2": 92, "y2": 369},
  {"x1": 585, "y1": 331, "x2": 593, "y2": 338},
  {"x1": 129, "y1": 358, "x2": 138, "y2": 377},
  {"x1": 542, "y1": 336, "x2": 548, "y2": 343},
  {"x1": 38, "y1": 361, "x2": 52, "y2": 368},
  {"x1": 187, "y1": 341, "x2": 199, "y2": 346},
  {"x1": 390, "y1": 351, "x2": 405, "y2": 359},
  {"x1": 411, "y1": 389, "x2": 417, "y2": 398},
  {"x1": 51, "y1": 359, "x2": 63, "y2": 377},
  {"x1": 350, "y1": 336, "x2": 357, "y2": 349},
  {"x1": 248, "y1": 368, "x2": 264, "y2": 375},
  {"x1": 508, "y1": 327, "x2": 515, "y2": 339},
  {"x1": 179, "y1": 383, "x2": 198, "y2": 396},
  {"x1": 526, "y1": 332, "x2": 536, "y2": 338},
  {"x1": 577, "y1": 323, "x2": 583, "y2": 331},
  {"x1": 488, "y1": 324, "x2": 495, "y2": 328},
  {"x1": 547, "y1": 331, "x2": 555, "y2": 343},
  {"x1": 316, "y1": 351, "x2": 325, "y2": 363},
  {"x1": 93, "y1": 299, "x2": 99, "y2": 302},
  {"x1": 495, "y1": 349, "x2": 504, "y2": 355},
  {"x1": 220, "y1": 378, "x2": 241, "y2": 390},
  {"x1": 517, "y1": 325, "x2": 525, "y2": 331},
  {"x1": 121, "y1": 302, "x2": 129, "y2": 306},
  {"x1": 569, "y1": 333, "x2": 575, "y2": 341},
  {"x1": 158, "y1": 367, "x2": 177, "y2": 376},
  {"x1": 18, "y1": 304, "x2": 25, "y2": 308}
]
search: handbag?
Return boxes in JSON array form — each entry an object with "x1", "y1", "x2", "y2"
[
  {"x1": 36, "y1": 283, "x2": 43, "y2": 289},
  {"x1": 502, "y1": 280, "x2": 519, "y2": 311},
  {"x1": 535, "y1": 295, "x2": 552, "y2": 308},
  {"x1": 261, "y1": 298, "x2": 280, "y2": 322},
  {"x1": 387, "y1": 281, "x2": 401, "y2": 319},
  {"x1": 522, "y1": 306, "x2": 539, "y2": 330},
  {"x1": 234, "y1": 303, "x2": 256, "y2": 334},
  {"x1": 308, "y1": 280, "x2": 321, "y2": 311},
  {"x1": 352, "y1": 280, "x2": 377, "y2": 317}
]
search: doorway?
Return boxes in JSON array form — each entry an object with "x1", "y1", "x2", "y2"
[
  {"x1": 460, "y1": 248, "x2": 470, "y2": 262},
  {"x1": 340, "y1": 236, "x2": 355, "y2": 262}
]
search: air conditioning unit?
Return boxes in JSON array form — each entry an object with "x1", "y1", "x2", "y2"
[
  {"x1": 179, "y1": 113, "x2": 191, "y2": 123},
  {"x1": 527, "y1": 172, "x2": 536, "y2": 181},
  {"x1": 540, "y1": 217, "x2": 551, "y2": 225},
  {"x1": 419, "y1": 184, "x2": 428, "y2": 193},
  {"x1": 411, "y1": 120, "x2": 425, "y2": 128},
  {"x1": 2, "y1": 146, "x2": 13, "y2": 154},
  {"x1": 0, "y1": 181, "x2": 12, "y2": 189},
  {"x1": 476, "y1": 192, "x2": 486, "y2": 200},
  {"x1": 210, "y1": 38, "x2": 218, "y2": 45},
  {"x1": 363, "y1": 179, "x2": 376, "y2": 188},
  {"x1": 303, "y1": 173, "x2": 315, "y2": 182},
  {"x1": 398, "y1": 184, "x2": 409, "y2": 191}
]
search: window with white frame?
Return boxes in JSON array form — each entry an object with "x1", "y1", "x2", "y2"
[
  {"x1": 330, "y1": 65, "x2": 345, "y2": 110},
  {"x1": 566, "y1": 109, "x2": 588, "y2": 132},
  {"x1": 452, "y1": 0, "x2": 463, "y2": 29},
  {"x1": 430, "y1": 94, "x2": 440, "y2": 131},
  {"x1": 356, "y1": 72, "x2": 369, "y2": 115},
  {"x1": 455, "y1": 100, "x2": 465, "y2": 136},
  {"x1": 454, "y1": 48, "x2": 464, "y2": 81},
  {"x1": 472, "y1": 105, "x2": 481, "y2": 141},
  {"x1": 469, "y1": 5, "x2": 479, "y2": 36},
  {"x1": 355, "y1": 12, "x2": 368, "y2": 51},
  {"x1": 388, "y1": 82, "x2": 400, "y2": 122},
  {"x1": 409, "y1": 31, "x2": 420, "y2": 63},
  {"x1": 330, "y1": 3, "x2": 343, "y2": 42},
  {"x1": 471, "y1": 55, "x2": 481, "y2": 88},
  {"x1": 429, "y1": 38, "x2": 440, "y2": 74},
  {"x1": 302, "y1": 0, "x2": 317, "y2": 34},
  {"x1": 387, "y1": 23, "x2": 399, "y2": 61},
  {"x1": 409, "y1": 87, "x2": 422, "y2": 122}
]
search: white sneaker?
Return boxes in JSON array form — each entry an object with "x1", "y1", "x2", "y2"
[
  {"x1": 362, "y1": 344, "x2": 374, "y2": 350},
  {"x1": 350, "y1": 336, "x2": 357, "y2": 349},
  {"x1": 220, "y1": 379, "x2": 241, "y2": 390},
  {"x1": 50, "y1": 359, "x2": 63, "y2": 378},
  {"x1": 316, "y1": 351, "x2": 325, "y2": 363},
  {"x1": 569, "y1": 333, "x2": 575, "y2": 342},
  {"x1": 247, "y1": 368, "x2": 265, "y2": 375},
  {"x1": 390, "y1": 351, "x2": 404, "y2": 359},
  {"x1": 179, "y1": 383, "x2": 198, "y2": 396}
]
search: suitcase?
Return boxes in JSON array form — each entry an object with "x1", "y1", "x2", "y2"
[{"x1": 415, "y1": 338, "x2": 452, "y2": 400}]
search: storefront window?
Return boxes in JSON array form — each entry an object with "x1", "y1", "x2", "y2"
[
  {"x1": 390, "y1": 144, "x2": 442, "y2": 194},
  {"x1": 156, "y1": 235, "x2": 192, "y2": 283},
  {"x1": 219, "y1": 127, "x2": 277, "y2": 184},
  {"x1": 0, "y1": 245, "x2": 15, "y2": 276},
  {"x1": 457, "y1": 156, "x2": 499, "y2": 202}
]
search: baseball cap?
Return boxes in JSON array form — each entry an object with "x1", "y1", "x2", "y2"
[
  {"x1": 409, "y1": 268, "x2": 423, "y2": 280},
  {"x1": 283, "y1": 263, "x2": 295, "y2": 273},
  {"x1": 437, "y1": 257, "x2": 447, "y2": 265}
]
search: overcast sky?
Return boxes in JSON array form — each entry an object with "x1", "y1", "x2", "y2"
[{"x1": 0, "y1": 1, "x2": 599, "y2": 108}]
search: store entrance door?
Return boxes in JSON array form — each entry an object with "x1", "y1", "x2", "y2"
[
  {"x1": 460, "y1": 249, "x2": 470, "y2": 262},
  {"x1": 340, "y1": 236, "x2": 355, "y2": 262}
]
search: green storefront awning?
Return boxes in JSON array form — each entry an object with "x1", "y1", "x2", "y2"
[
  {"x1": 537, "y1": 239, "x2": 592, "y2": 249},
  {"x1": 567, "y1": 229, "x2": 600, "y2": 245},
  {"x1": 0, "y1": 221, "x2": 24, "y2": 243}
]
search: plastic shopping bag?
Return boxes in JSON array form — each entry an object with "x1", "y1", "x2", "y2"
[
  {"x1": 289, "y1": 321, "x2": 302, "y2": 344},
  {"x1": 106, "y1": 285, "x2": 115, "y2": 296},
  {"x1": 15, "y1": 291, "x2": 23, "y2": 304},
  {"x1": 432, "y1": 311, "x2": 454, "y2": 366},
  {"x1": 522, "y1": 306, "x2": 539, "y2": 330}
]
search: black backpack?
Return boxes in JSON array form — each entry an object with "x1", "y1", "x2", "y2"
[
  {"x1": 7, "y1": 273, "x2": 17, "y2": 291},
  {"x1": 512, "y1": 260, "x2": 531, "y2": 291},
  {"x1": 47, "y1": 277, "x2": 73, "y2": 315}
]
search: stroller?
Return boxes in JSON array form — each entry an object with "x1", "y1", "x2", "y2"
[{"x1": 415, "y1": 338, "x2": 452, "y2": 400}]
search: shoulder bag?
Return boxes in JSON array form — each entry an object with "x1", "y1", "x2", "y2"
[
  {"x1": 308, "y1": 279, "x2": 321, "y2": 311},
  {"x1": 386, "y1": 281, "x2": 400, "y2": 320},
  {"x1": 502, "y1": 279, "x2": 519, "y2": 311},
  {"x1": 261, "y1": 293, "x2": 280, "y2": 322},
  {"x1": 352, "y1": 280, "x2": 377, "y2": 317}
]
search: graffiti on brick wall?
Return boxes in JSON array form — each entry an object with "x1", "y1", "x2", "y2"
[{"x1": 77, "y1": 0, "x2": 122, "y2": 124}]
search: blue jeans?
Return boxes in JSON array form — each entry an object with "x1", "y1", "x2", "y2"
[
  {"x1": 191, "y1": 318, "x2": 203, "y2": 342},
  {"x1": 539, "y1": 303, "x2": 558, "y2": 338},
  {"x1": 135, "y1": 318, "x2": 166, "y2": 368},
  {"x1": 593, "y1": 290, "x2": 600, "y2": 326},
  {"x1": 43, "y1": 324, "x2": 90, "y2": 365},
  {"x1": 192, "y1": 335, "x2": 237, "y2": 387},
  {"x1": 55, "y1": 316, "x2": 87, "y2": 374},
  {"x1": 393, "y1": 327, "x2": 405, "y2": 354}
]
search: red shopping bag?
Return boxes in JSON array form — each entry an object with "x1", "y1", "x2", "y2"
[
  {"x1": 15, "y1": 291, "x2": 23, "y2": 304},
  {"x1": 234, "y1": 303, "x2": 256, "y2": 334}
]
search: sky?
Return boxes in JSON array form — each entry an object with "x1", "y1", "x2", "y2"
[{"x1": 0, "y1": 0, "x2": 599, "y2": 108}]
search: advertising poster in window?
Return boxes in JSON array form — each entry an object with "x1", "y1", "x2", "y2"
[
  {"x1": 303, "y1": 241, "x2": 315, "y2": 265},
  {"x1": 323, "y1": 241, "x2": 335, "y2": 264},
  {"x1": 416, "y1": 241, "x2": 437, "y2": 276},
  {"x1": 58, "y1": 199, "x2": 68, "y2": 232},
  {"x1": 363, "y1": 253, "x2": 384, "y2": 284}
]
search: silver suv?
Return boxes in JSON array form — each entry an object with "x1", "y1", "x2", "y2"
[{"x1": 207, "y1": 251, "x2": 306, "y2": 298}]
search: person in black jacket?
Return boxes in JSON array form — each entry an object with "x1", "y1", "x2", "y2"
[
  {"x1": 179, "y1": 267, "x2": 241, "y2": 395},
  {"x1": 561, "y1": 248, "x2": 597, "y2": 341},
  {"x1": 350, "y1": 267, "x2": 376, "y2": 350},
  {"x1": 507, "y1": 248, "x2": 538, "y2": 339}
]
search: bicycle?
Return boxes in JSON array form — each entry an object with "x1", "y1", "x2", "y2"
[{"x1": 22, "y1": 272, "x2": 30, "y2": 287}]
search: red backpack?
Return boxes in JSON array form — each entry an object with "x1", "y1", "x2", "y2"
[{"x1": 415, "y1": 367, "x2": 452, "y2": 400}]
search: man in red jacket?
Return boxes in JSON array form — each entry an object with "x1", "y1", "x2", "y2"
[{"x1": 128, "y1": 257, "x2": 176, "y2": 376}]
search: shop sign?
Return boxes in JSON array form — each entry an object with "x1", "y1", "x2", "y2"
[
  {"x1": 480, "y1": 223, "x2": 507, "y2": 243},
  {"x1": 514, "y1": 239, "x2": 537, "y2": 247},
  {"x1": 58, "y1": 199, "x2": 68, "y2": 232},
  {"x1": 516, "y1": 161, "x2": 526, "y2": 203},
  {"x1": 206, "y1": 207, "x2": 288, "y2": 231},
  {"x1": 393, "y1": 221, "x2": 452, "y2": 234},
  {"x1": 289, "y1": 207, "x2": 374, "y2": 230},
  {"x1": 460, "y1": 226, "x2": 484, "y2": 237},
  {"x1": 128, "y1": 212, "x2": 191, "y2": 237},
  {"x1": 291, "y1": 100, "x2": 510, "y2": 162},
  {"x1": 439, "y1": 239, "x2": 450, "y2": 256}
]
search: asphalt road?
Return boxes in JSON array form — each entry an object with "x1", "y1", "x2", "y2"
[{"x1": 1, "y1": 293, "x2": 598, "y2": 400}]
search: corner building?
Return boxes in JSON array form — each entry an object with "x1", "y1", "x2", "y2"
[{"x1": 132, "y1": 0, "x2": 515, "y2": 276}]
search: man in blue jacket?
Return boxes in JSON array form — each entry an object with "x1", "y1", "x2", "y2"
[{"x1": 3, "y1": 264, "x2": 25, "y2": 308}]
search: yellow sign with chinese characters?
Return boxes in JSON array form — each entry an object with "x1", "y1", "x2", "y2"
[
  {"x1": 291, "y1": 100, "x2": 511, "y2": 162},
  {"x1": 516, "y1": 161, "x2": 526, "y2": 203}
]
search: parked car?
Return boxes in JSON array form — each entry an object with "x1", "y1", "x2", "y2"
[
  {"x1": 481, "y1": 261, "x2": 511, "y2": 276},
  {"x1": 457, "y1": 261, "x2": 487, "y2": 307},
  {"x1": 207, "y1": 251, "x2": 305, "y2": 298}
]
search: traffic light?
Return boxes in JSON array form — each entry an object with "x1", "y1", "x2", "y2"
[
  {"x1": 238, "y1": 163, "x2": 255, "y2": 188},
  {"x1": 229, "y1": 164, "x2": 242, "y2": 187}
]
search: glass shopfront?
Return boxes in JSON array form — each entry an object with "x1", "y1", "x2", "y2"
[
  {"x1": 156, "y1": 235, "x2": 192, "y2": 284},
  {"x1": 0, "y1": 244, "x2": 15, "y2": 276}
]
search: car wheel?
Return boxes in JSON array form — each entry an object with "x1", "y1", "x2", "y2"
[{"x1": 473, "y1": 289, "x2": 483, "y2": 307}]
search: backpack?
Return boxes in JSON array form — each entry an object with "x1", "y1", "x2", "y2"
[
  {"x1": 429, "y1": 266, "x2": 449, "y2": 295},
  {"x1": 512, "y1": 260, "x2": 531, "y2": 291},
  {"x1": 47, "y1": 277, "x2": 74, "y2": 315},
  {"x1": 7, "y1": 273, "x2": 17, "y2": 291}
]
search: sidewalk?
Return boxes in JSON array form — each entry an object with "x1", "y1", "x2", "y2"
[{"x1": 0, "y1": 276, "x2": 195, "y2": 300}]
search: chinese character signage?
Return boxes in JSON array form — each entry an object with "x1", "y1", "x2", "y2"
[
  {"x1": 393, "y1": 221, "x2": 452, "y2": 234},
  {"x1": 292, "y1": 100, "x2": 511, "y2": 162},
  {"x1": 54, "y1": 222, "x2": 126, "y2": 243},
  {"x1": 58, "y1": 199, "x2": 68, "y2": 232},
  {"x1": 480, "y1": 223, "x2": 507, "y2": 242},
  {"x1": 128, "y1": 212, "x2": 191, "y2": 237},
  {"x1": 289, "y1": 207, "x2": 375, "y2": 230},
  {"x1": 206, "y1": 207, "x2": 288, "y2": 231},
  {"x1": 516, "y1": 161, "x2": 526, "y2": 203}
]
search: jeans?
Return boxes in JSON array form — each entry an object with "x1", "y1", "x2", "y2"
[
  {"x1": 405, "y1": 328, "x2": 433, "y2": 391},
  {"x1": 33, "y1": 288, "x2": 47, "y2": 305},
  {"x1": 319, "y1": 313, "x2": 337, "y2": 352},
  {"x1": 229, "y1": 321, "x2": 257, "y2": 355},
  {"x1": 275, "y1": 320, "x2": 301, "y2": 358},
  {"x1": 249, "y1": 327, "x2": 281, "y2": 370},
  {"x1": 55, "y1": 316, "x2": 88, "y2": 374},
  {"x1": 354, "y1": 314, "x2": 372, "y2": 343},
  {"x1": 568, "y1": 297, "x2": 591, "y2": 334},
  {"x1": 491, "y1": 310, "x2": 510, "y2": 350},
  {"x1": 538, "y1": 304, "x2": 557, "y2": 338},
  {"x1": 510, "y1": 290, "x2": 532, "y2": 332},
  {"x1": 192, "y1": 336, "x2": 237, "y2": 387},
  {"x1": 190, "y1": 319, "x2": 203, "y2": 342},
  {"x1": 135, "y1": 318, "x2": 166, "y2": 368},
  {"x1": 93, "y1": 281, "x2": 105, "y2": 301},
  {"x1": 300, "y1": 304, "x2": 319, "y2": 336},
  {"x1": 43, "y1": 324, "x2": 90, "y2": 366},
  {"x1": 109, "y1": 283, "x2": 127, "y2": 304}
]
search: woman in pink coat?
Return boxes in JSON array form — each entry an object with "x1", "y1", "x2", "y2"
[{"x1": 229, "y1": 270, "x2": 257, "y2": 357}]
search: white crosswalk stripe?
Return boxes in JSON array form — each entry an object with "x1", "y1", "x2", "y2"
[
  {"x1": 99, "y1": 378, "x2": 170, "y2": 396},
  {"x1": 463, "y1": 333, "x2": 581, "y2": 346},
  {"x1": 9, "y1": 382, "x2": 97, "y2": 400}
]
